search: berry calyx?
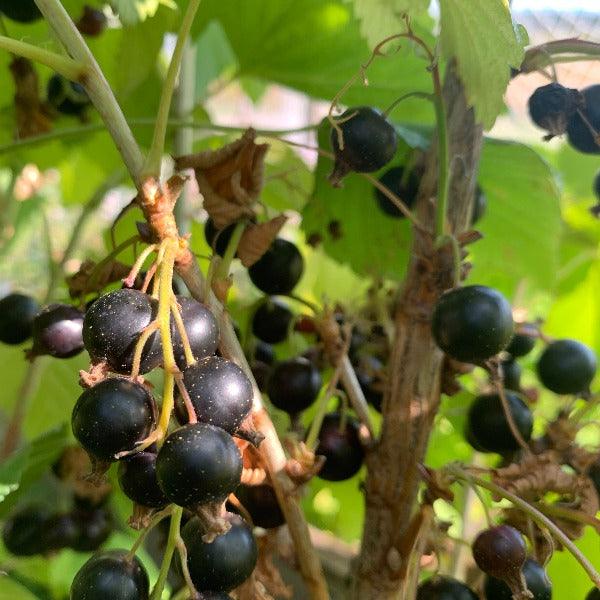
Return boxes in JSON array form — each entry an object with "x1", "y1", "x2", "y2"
[
  {"x1": 83, "y1": 288, "x2": 161, "y2": 374},
  {"x1": 416, "y1": 575, "x2": 478, "y2": 599},
  {"x1": 466, "y1": 392, "x2": 533, "y2": 454},
  {"x1": 567, "y1": 85, "x2": 600, "y2": 154},
  {"x1": 0, "y1": 293, "x2": 40, "y2": 345},
  {"x1": 171, "y1": 296, "x2": 219, "y2": 369},
  {"x1": 506, "y1": 333, "x2": 536, "y2": 358},
  {"x1": 47, "y1": 74, "x2": 91, "y2": 117},
  {"x1": 156, "y1": 423, "x2": 242, "y2": 507},
  {"x1": 118, "y1": 451, "x2": 169, "y2": 509},
  {"x1": 374, "y1": 165, "x2": 420, "y2": 218},
  {"x1": 70, "y1": 549, "x2": 149, "y2": 600},
  {"x1": 314, "y1": 412, "x2": 364, "y2": 481},
  {"x1": 501, "y1": 359, "x2": 521, "y2": 391},
  {"x1": 472, "y1": 525, "x2": 527, "y2": 596},
  {"x1": 536, "y1": 338, "x2": 597, "y2": 395},
  {"x1": 181, "y1": 356, "x2": 253, "y2": 434},
  {"x1": 485, "y1": 558, "x2": 552, "y2": 600},
  {"x1": 432, "y1": 285, "x2": 514, "y2": 363},
  {"x1": 267, "y1": 356, "x2": 322, "y2": 414},
  {"x1": 234, "y1": 484, "x2": 285, "y2": 529},
  {"x1": 528, "y1": 82, "x2": 583, "y2": 138},
  {"x1": 182, "y1": 514, "x2": 258, "y2": 592},
  {"x1": 329, "y1": 107, "x2": 398, "y2": 185},
  {"x1": 72, "y1": 378, "x2": 156, "y2": 462},
  {"x1": 0, "y1": 0, "x2": 41, "y2": 23},
  {"x1": 30, "y1": 303, "x2": 84, "y2": 358},
  {"x1": 248, "y1": 238, "x2": 304, "y2": 295},
  {"x1": 251, "y1": 297, "x2": 293, "y2": 344}
]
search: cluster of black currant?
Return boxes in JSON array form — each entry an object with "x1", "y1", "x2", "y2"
[{"x1": 528, "y1": 82, "x2": 600, "y2": 215}]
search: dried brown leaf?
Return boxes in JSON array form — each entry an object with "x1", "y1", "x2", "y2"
[
  {"x1": 238, "y1": 215, "x2": 287, "y2": 267},
  {"x1": 67, "y1": 259, "x2": 132, "y2": 297}
]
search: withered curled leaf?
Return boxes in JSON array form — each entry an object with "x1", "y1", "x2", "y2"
[{"x1": 237, "y1": 215, "x2": 287, "y2": 267}]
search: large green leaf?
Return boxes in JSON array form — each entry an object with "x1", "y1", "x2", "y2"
[{"x1": 439, "y1": 0, "x2": 525, "y2": 128}]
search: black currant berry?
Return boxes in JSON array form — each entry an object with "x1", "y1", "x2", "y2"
[
  {"x1": 484, "y1": 558, "x2": 552, "y2": 600},
  {"x1": 472, "y1": 185, "x2": 487, "y2": 225},
  {"x1": 374, "y1": 166, "x2": 420, "y2": 218},
  {"x1": 42, "y1": 513, "x2": 79, "y2": 551},
  {"x1": 47, "y1": 74, "x2": 91, "y2": 117},
  {"x1": 567, "y1": 85, "x2": 600, "y2": 154},
  {"x1": 156, "y1": 423, "x2": 242, "y2": 507},
  {"x1": 72, "y1": 378, "x2": 155, "y2": 462},
  {"x1": 182, "y1": 356, "x2": 253, "y2": 434},
  {"x1": 70, "y1": 549, "x2": 149, "y2": 600},
  {"x1": 204, "y1": 218, "x2": 237, "y2": 256},
  {"x1": 466, "y1": 392, "x2": 533, "y2": 454},
  {"x1": 0, "y1": 0, "x2": 41, "y2": 23},
  {"x1": 182, "y1": 514, "x2": 258, "y2": 592},
  {"x1": 536, "y1": 339, "x2": 597, "y2": 395},
  {"x1": 76, "y1": 5, "x2": 107, "y2": 36},
  {"x1": 83, "y1": 289, "x2": 161, "y2": 374},
  {"x1": 506, "y1": 333, "x2": 536, "y2": 358},
  {"x1": 2, "y1": 506, "x2": 53, "y2": 556},
  {"x1": 432, "y1": 285, "x2": 514, "y2": 363},
  {"x1": 0, "y1": 292, "x2": 39, "y2": 345},
  {"x1": 586, "y1": 588, "x2": 600, "y2": 600},
  {"x1": 354, "y1": 354, "x2": 385, "y2": 412},
  {"x1": 234, "y1": 484, "x2": 285, "y2": 529},
  {"x1": 250, "y1": 359, "x2": 271, "y2": 393},
  {"x1": 254, "y1": 340, "x2": 275, "y2": 364},
  {"x1": 314, "y1": 412, "x2": 364, "y2": 481},
  {"x1": 268, "y1": 356, "x2": 322, "y2": 414},
  {"x1": 69, "y1": 507, "x2": 112, "y2": 552},
  {"x1": 501, "y1": 359, "x2": 521, "y2": 391},
  {"x1": 417, "y1": 575, "x2": 478, "y2": 599},
  {"x1": 172, "y1": 296, "x2": 219, "y2": 370},
  {"x1": 118, "y1": 451, "x2": 168, "y2": 509},
  {"x1": 329, "y1": 107, "x2": 398, "y2": 184},
  {"x1": 252, "y1": 297, "x2": 293, "y2": 344},
  {"x1": 31, "y1": 303, "x2": 84, "y2": 358},
  {"x1": 473, "y1": 525, "x2": 526, "y2": 587},
  {"x1": 248, "y1": 238, "x2": 304, "y2": 295},
  {"x1": 528, "y1": 82, "x2": 583, "y2": 138}
]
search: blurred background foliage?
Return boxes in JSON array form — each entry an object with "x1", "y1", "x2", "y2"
[{"x1": 0, "y1": 1, "x2": 598, "y2": 598}]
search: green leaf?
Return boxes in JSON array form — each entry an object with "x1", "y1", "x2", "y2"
[
  {"x1": 110, "y1": 0, "x2": 176, "y2": 25},
  {"x1": 439, "y1": 0, "x2": 525, "y2": 129},
  {"x1": 0, "y1": 425, "x2": 68, "y2": 517},
  {"x1": 348, "y1": 0, "x2": 429, "y2": 49}
]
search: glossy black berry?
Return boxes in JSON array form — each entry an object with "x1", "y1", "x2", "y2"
[
  {"x1": 0, "y1": 0, "x2": 41, "y2": 23},
  {"x1": 76, "y1": 5, "x2": 107, "y2": 36},
  {"x1": 42, "y1": 513, "x2": 79, "y2": 551},
  {"x1": 536, "y1": 339, "x2": 597, "y2": 395},
  {"x1": 484, "y1": 558, "x2": 552, "y2": 600},
  {"x1": 70, "y1": 507, "x2": 112, "y2": 552},
  {"x1": 528, "y1": 82, "x2": 583, "y2": 138},
  {"x1": 31, "y1": 303, "x2": 84, "y2": 358},
  {"x1": 2, "y1": 506, "x2": 53, "y2": 556},
  {"x1": 432, "y1": 285, "x2": 514, "y2": 363},
  {"x1": 252, "y1": 297, "x2": 293, "y2": 344},
  {"x1": 472, "y1": 185, "x2": 487, "y2": 224},
  {"x1": 172, "y1": 296, "x2": 219, "y2": 370},
  {"x1": 182, "y1": 514, "x2": 258, "y2": 592},
  {"x1": 182, "y1": 356, "x2": 253, "y2": 434},
  {"x1": 506, "y1": 333, "x2": 536, "y2": 358},
  {"x1": 501, "y1": 359, "x2": 521, "y2": 391},
  {"x1": 156, "y1": 423, "x2": 242, "y2": 507},
  {"x1": 417, "y1": 575, "x2": 478, "y2": 599},
  {"x1": 70, "y1": 549, "x2": 149, "y2": 600},
  {"x1": 250, "y1": 359, "x2": 271, "y2": 393},
  {"x1": 374, "y1": 166, "x2": 420, "y2": 218},
  {"x1": 248, "y1": 238, "x2": 304, "y2": 295},
  {"x1": 83, "y1": 289, "x2": 161, "y2": 374},
  {"x1": 329, "y1": 107, "x2": 398, "y2": 183},
  {"x1": 354, "y1": 354, "x2": 385, "y2": 412},
  {"x1": 268, "y1": 356, "x2": 322, "y2": 414},
  {"x1": 567, "y1": 85, "x2": 600, "y2": 154},
  {"x1": 586, "y1": 589, "x2": 600, "y2": 600},
  {"x1": 204, "y1": 218, "x2": 237, "y2": 256},
  {"x1": 72, "y1": 378, "x2": 155, "y2": 462},
  {"x1": 466, "y1": 392, "x2": 533, "y2": 454},
  {"x1": 234, "y1": 484, "x2": 285, "y2": 529},
  {"x1": 473, "y1": 525, "x2": 526, "y2": 583},
  {"x1": 118, "y1": 451, "x2": 168, "y2": 509},
  {"x1": 47, "y1": 74, "x2": 91, "y2": 117},
  {"x1": 254, "y1": 340, "x2": 275, "y2": 364},
  {"x1": 314, "y1": 412, "x2": 364, "y2": 481},
  {"x1": 0, "y1": 293, "x2": 39, "y2": 345}
]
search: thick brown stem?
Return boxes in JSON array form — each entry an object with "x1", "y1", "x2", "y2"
[{"x1": 352, "y1": 62, "x2": 484, "y2": 599}]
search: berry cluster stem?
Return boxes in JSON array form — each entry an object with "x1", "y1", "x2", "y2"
[{"x1": 150, "y1": 505, "x2": 183, "y2": 600}]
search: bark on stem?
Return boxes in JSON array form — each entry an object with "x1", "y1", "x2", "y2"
[{"x1": 352, "y1": 62, "x2": 484, "y2": 600}]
